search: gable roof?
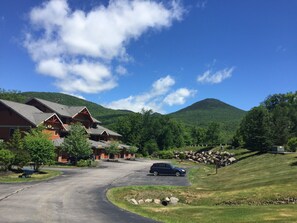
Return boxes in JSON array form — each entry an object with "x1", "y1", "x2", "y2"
[
  {"x1": 26, "y1": 98, "x2": 86, "y2": 118},
  {"x1": 87, "y1": 125, "x2": 122, "y2": 137},
  {"x1": 0, "y1": 99, "x2": 56, "y2": 126},
  {"x1": 26, "y1": 98, "x2": 101, "y2": 124},
  {"x1": 91, "y1": 116, "x2": 101, "y2": 124}
]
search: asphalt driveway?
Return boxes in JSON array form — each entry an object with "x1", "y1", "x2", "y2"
[{"x1": 0, "y1": 159, "x2": 189, "y2": 223}]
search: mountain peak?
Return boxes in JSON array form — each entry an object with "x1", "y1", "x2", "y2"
[{"x1": 177, "y1": 98, "x2": 243, "y2": 113}]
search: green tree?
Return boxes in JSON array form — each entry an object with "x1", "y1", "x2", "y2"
[
  {"x1": 191, "y1": 126, "x2": 206, "y2": 145},
  {"x1": 6, "y1": 129, "x2": 30, "y2": 169},
  {"x1": 0, "y1": 149, "x2": 15, "y2": 171},
  {"x1": 24, "y1": 128, "x2": 55, "y2": 171},
  {"x1": 270, "y1": 106, "x2": 291, "y2": 145},
  {"x1": 143, "y1": 139, "x2": 158, "y2": 155},
  {"x1": 287, "y1": 137, "x2": 297, "y2": 152},
  {"x1": 115, "y1": 113, "x2": 142, "y2": 147},
  {"x1": 61, "y1": 123, "x2": 92, "y2": 165},
  {"x1": 128, "y1": 146, "x2": 138, "y2": 155},
  {"x1": 105, "y1": 141, "x2": 120, "y2": 159},
  {"x1": 114, "y1": 109, "x2": 189, "y2": 152},
  {"x1": 231, "y1": 129, "x2": 243, "y2": 148},
  {"x1": 205, "y1": 122, "x2": 221, "y2": 145},
  {"x1": 0, "y1": 88, "x2": 26, "y2": 102},
  {"x1": 240, "y1": 106, "x2": 272, "y2": 151},
  {"x1": 158, "y1": 126, "x2": 174, "y2": 150}
]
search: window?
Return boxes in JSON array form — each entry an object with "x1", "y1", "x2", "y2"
[{"x1": 9, "y1": 128, "x2": 15, "y2": 137}]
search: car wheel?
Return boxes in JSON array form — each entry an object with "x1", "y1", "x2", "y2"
[
  {"x1": 153, "y1": 171, "x2": 158, "y2": 176},
  {"x1": 175, "y1": 171, "x2": 181, "y2": 177}
]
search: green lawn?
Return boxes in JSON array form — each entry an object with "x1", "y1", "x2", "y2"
[
  {"x1": 107, "y1": 149, "x2": 297, "y2": 223},
  {"x1": 0, "y1": 169, "x2": 61, "y2": 183}
]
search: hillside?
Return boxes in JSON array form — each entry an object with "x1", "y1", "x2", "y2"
[
  {"x1": 169, "y1": 98, "x2": 246, "y2": 140},
  {"x1": 19, "y1": 92, "x2": 132, "y2": 127},
  {"x1": 108, "y1": 150, "x2": 297, "y2": 222}
]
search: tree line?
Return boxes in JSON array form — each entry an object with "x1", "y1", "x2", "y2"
[
  {"x1": 233, "y1": 92, "x2": 297, "y2": 151},
  {"x1": 112, "y1": 109, "x2": 222, "y2": 156}
]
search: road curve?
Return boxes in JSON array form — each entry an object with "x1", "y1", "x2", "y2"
[{"x1": 0, "y1": 159, "x2": 188, "y2": 223}]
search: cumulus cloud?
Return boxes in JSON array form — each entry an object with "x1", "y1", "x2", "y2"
[
  {"x1": 197, "y1": 67, "x2": 235, "y2": 84},
  {"x1": 105, "y1": 75, "x2": 195, "y2": 113},
  {"x1": 24, "y1": 0, "x2": 184, "y2": 94},
  {"x1": 151, "y1": 75, "x2": 175, "y2": 96},
  {"x1": 164, "y1": 88, "x2": 196, "y2": 106}
]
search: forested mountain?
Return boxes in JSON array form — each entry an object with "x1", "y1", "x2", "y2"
[
  {"x1": 169, "y1": 98, "x2": 246, "y2": 126},
  {"x1": 168, "y1": 98, "x2": 246, "y2": 140}
]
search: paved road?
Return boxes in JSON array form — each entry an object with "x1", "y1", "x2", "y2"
[{"x1": 0, "y1": 160, "x2": 189, "y2": 223}]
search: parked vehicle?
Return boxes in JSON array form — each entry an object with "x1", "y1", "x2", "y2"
[{"x1": 149, "y1": 163, "x2": 186, "y2": 176}]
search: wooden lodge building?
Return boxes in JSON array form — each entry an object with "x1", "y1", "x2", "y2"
[{"x1": 0, "y1": 98, "x2": 135, "y2": 162}]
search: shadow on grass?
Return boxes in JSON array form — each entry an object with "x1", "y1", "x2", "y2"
[
  {"x1": 236, "y1": 151, "x2": 264, "y2": 162},
  {"x1": 290, "y1": 155, "x2": 297, "y2": 166}
]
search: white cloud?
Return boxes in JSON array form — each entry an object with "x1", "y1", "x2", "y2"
[
  {"x1": 115, "y1": 65, "x2": 127, "y2": 75},
  {"x1": 105, "y1": 95, "x2": 162, "y2": 113},
  {"x1": 152, "y1": 75, "x2": 175, "y2": 96},
  {"x1": 197, "y1": 67, "x2": 235, "y2": 84},
  {"x1": 164, "y1": 88, "x2": 196, "y2": 106},
  {"x1": 105, "y1": 75, "x2": 195, "y2": 113},
  {"x1": 24, "y1": 0, "x2": 184, "y2": 94}
]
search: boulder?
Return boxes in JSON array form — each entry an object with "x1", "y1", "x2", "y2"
[
  {"x1": 145, "y1": 199, "x2": 153, "y2": 203},
  {"x1": 169, "y1": 197, "x2": 179, "y2": 205},
  {"x1": 228, "y1": 157, "x2": 236, "y2": 163},
  {"x1": 138, "y1": 199, "x2": 144, "y2": 205},
  {"x1": 154, "y1": 199, "x2": 161, "y2": 204},
  {"x1": 130, "y1": 199, "x2": 138, "y2": 205}
]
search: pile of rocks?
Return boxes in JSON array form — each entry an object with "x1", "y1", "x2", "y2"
[
  {"x1": 128, "y1": 196, "x2": 179, "y2": 206},
  {"x1": 174, "y1": 150, "x2": 236, "y2": 167}
]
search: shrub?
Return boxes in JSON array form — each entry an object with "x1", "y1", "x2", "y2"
[
  {"x1": 0, "y1": 149, "x2": 15, "y2": 171},
  {"x1": 287, "y1": 137, "x2": 297, "y2": 152},
  {"x1": 76, "y1": 159, "x2": 98, "y2": 167},
  {"x1": 153, "y1": 150, "x2": 174, "y2": 159}
]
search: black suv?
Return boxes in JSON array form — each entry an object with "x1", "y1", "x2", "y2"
[{"x1": 149, "y1": 163, "x2": 186, "y2": 176}]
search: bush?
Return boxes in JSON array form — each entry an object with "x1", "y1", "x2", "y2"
[
  {"x1": 287, "y1": 137, "x2": 297, "y2": 152},
  {"x1": 0, "y1": 149, "x2": 15, "y2": 171},
  {"x1": 76, "y1": 159, "x2": 98, "y2": 167},
  {"x1": 152, "y1": 150, "x2": 174, "y2": 159}
]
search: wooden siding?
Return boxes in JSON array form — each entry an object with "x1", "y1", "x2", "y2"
[{"x1": 0, "y1": 104, "x2": 34, "y2": 141}]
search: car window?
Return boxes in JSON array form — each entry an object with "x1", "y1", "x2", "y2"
[{"x1": 165, "y1": 164, "x2": 171, "y2": 168}]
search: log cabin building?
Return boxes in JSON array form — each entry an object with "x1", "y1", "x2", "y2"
[{"x1": 0, "y1": 98, "x2": 134, "y2": 162}]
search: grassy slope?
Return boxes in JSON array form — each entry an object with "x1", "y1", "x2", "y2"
[
  {"x1": 20, "y1": 92, "x2": 132, "y2": 127},
  {"x1": 107, "y1": 150, "x2": 297, "y2": 223}
]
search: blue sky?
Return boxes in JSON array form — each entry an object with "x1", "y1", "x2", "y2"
[{"x1": 0, "y1": 0, "x2": 296, "y2": 114}]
